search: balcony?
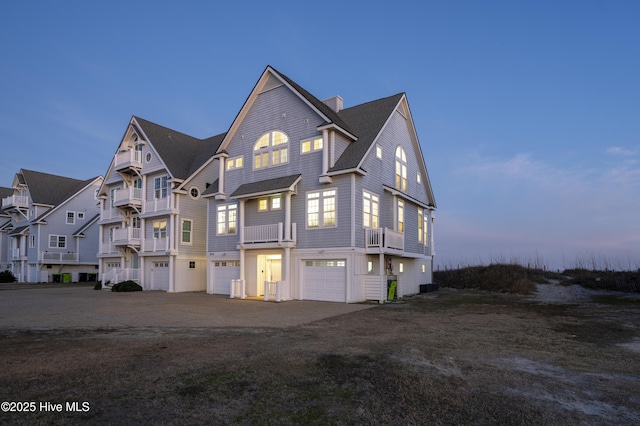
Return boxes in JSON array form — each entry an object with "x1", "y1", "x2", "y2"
[
  {"x1": 114, "y1": 149, "x2": 142, "y2": 172},
  {"x1": 100, "y1": 207, "x2": 122, "y2": 223},
  {"x1": 113, "y1": 187, "x2": 142, "y2": 209},
  {"x1": 365, "y1": 227, "x2": 404, "y2": 253},
  {"x1": 240, "y1": 223, "x2": 297, "y2": 248},
  {"x1": 142, "y1": 197, "x2": 173, "y2": 216},
  {"x1": 2, "y1": 195, "x2": 28, "y2": 209},
  {"x1": 112, "y1": 227, "x2": 141, "y2": 248},
  {"x1": 143, "y1": 237, "x2": 169, "y2": 253},
  {"x1": 100, "y1": 242, "x2": 119, "y2": 255},
  {"x1": 40, "y1": 251, "x2": 79, "y2": 264},
  {"x1": 11, "y1": 248, "x2": 26, "y2": 260}
]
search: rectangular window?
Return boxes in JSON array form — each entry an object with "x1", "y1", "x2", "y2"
[
  {"x1": 181, "y1": 219, "x2": 192, "y2": 244},
  {"x1": 397, "y1": 200, "x2": 404, "y2": 233},
  {"x1": 307, "y1": 189, "x2": 337, "y2": 228},
  {"x1": 422, "y1": 264, "x2": 426, "y2": 273},
  {"x1": 301, "y1": 137, "x2": 323, "y2": 154},
  {"x1": 376, "y1": 145, "x2": 382, "y2": 159},
  {"x1": 78, "y1": 212, "x2": 85, "y2": 220},
  {"x1": 399, "y1": 262, "x2": 404, "y2": 273},
  {"x1": 48, "y1": 235, "x2": 66, "y2": 249},
  {"x1": 109, "y1": 226, "x2": 119, "y2": 242},
  {"x1": 424, "y1": 214, "x2": 429, "y2": 246},
  {"x1": 226, "y1": 156, "x2": 243, "y2": 170},
  {"x1": 271, "y1": 196, "x2": 281, "y2": 210},
  {"x1": 153, "y1": 220, "x2": 167, "y2": 239},
  {"x1": 363, "y1": 191, "x2": 379, "y2": 228},
  {"x1": 258, "y1": 198, "x2": 268, "y2": 212},
  {"x1": 418, "y1": 209, "x2": 424, "y2": 243},
  {"x1": 154, "y1": 176, "x2": 168, "y2": 199},
  {"x1": 29, "y1": 235, "x2": 35, "y2": 248},
  {"x1": 217, "y1": 204, "x2": 237, "y2": 235},
  {"x1": 189, "y1": 261, "x2": 196, "y2": 269},
  {"x1": 66, "y1": 211, "x2": 75, "y2": 224},
  {"x1": 258, "y1": 195, "x2": 281, "y2": 212},
  {"x1": 417, "y1": 172, "x2": 422, "y2": 184}
]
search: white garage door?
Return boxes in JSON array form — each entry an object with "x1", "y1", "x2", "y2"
[
  {"x1": 152, "y1": 261, "x2": 170, "y2": 291},
  {"x1": 211, "y1": 261, "x2": 240, "y2": 295},
  {"x1": 303, "y1": 260, "x2": 346, "y2": 302}
]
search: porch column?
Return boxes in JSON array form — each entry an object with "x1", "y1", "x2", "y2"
[
  {"x1": 239, "y1": 199, "x2": 245, "y2": 246},
  {"x1": 240, "y1": 249, "x2": 245, "y2": 281},
  {"x1": 169, "y1": 255, "x2": 175, "y2": 292},
  {"x1": 379, "y1": 252, "x2": 385, "y2": 303},
  {"x1": 284, "y1": 192, "x2": 292, "y2": 241},
  {"x1": 322, "y1": 129, "x2": 329, "y2": 175},
  {"x1": 218, "y1": 156, "x2": 226, "y2": 196},
  {"x1": 283, "y1": 247, "x2": 290, "y2": 300}
]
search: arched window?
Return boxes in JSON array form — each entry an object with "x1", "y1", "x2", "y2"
[
  {"x1": 395, "y1": 146, "x2": 407, "y2": 192},
  {"x1": 254, "y1": 131, "x2": 289, "y2": 169}
]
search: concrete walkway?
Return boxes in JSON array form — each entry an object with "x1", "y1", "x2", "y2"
[{"x1": 0, "y1": 285, "x2": 374, "y2": 329}]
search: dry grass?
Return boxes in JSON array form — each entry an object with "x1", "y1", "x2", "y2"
[{"x1": 1, "y1": 289, "x2": 639, "y2": 425}]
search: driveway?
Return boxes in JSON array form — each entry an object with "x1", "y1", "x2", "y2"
[{"x1": 0, "y1": 285, "x2": 373, "y2": 329}]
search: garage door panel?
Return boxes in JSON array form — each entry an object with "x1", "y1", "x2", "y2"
[
  {"x1": 304, "y1": 260, "x2": 346, "y2": 302},
  {"x1": 212, "y1": 261, "x2": 240, "y2": 295}
]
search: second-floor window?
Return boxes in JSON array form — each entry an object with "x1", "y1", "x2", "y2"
[
  {"x1": 396, "y1": 146, "x2": 407, "y2": 192},
  {"x1": 254, "y1": 131, "x2": 288, "y2": 169},
  {"x1": 181, "y1": 219, "x2": 192, "y2": 244},
  {"x1": 66, "y1": 211, "x2": 75, "y2": 224},
  {"x1": 397, "y1": 200, "x2": 404, "y2": 233},
  {"x1": 307, "y1": 189, "x2": 337, "y2": 228},
  {"x1": 153, "y1": 220, "x2": 167, "y2": 239},
  {"x1": 363, "y1": 191, "x2": 379, "y2": 228},
  {"x1": 154, "y1": 176, "x2": 168, "y2": 199},
  {"x1": 49, "y1": 235, "x2": 66, "y2": 249},
  {"x1": 418, "y1": 209, "x2": 429, "y2": 244},
  {"x1": 301, "y1": 137, "x2": 323, "y2": 154},
  {"x1": 217, "y1": 204, "x2": 237, "y2": 235}
]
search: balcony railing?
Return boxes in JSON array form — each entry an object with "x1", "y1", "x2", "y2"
[
  {"x1": 143, "y1": 237, "x2": 169, "y2": 252},
  {"x1": 143, "y1": 197, "x2": 171, "y2": 215},
  {"x1": 11, "y1": 248, "x2": 24, "y2": 260},
  {"x1": 101, "y1": 207, "x2": 122, "y2": 222},
  {"x1": 112, "y1": 227, "x2": 141, "y2": 246},
  {"x1": 40, "y1": 252, "x2": 79, "y2": 263},
  {"x1": 365, "y1": 227, "x2": 404, "y2": 252},
  {"x1": 2, "y1": 195, "x2": 28, "y2": 209},
  {"x1": 103, "y1": 268, "x2": 140, "y2": 284},
  {"x1": 242, "y1": 223, "x2": 297, "y2": 245},
  {"x1": 113, "y1": 187, "x2": 142, "y2": 208},
  {"x1": 114, "y1": 149, "x2": 142, "y2": 171}
]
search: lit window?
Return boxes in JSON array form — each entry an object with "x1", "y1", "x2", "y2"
[
  {"x1": 418, "y1": 209, "x2": 424, "y2": 243},
  {"x1": 301, "y1": 137, "x2": 323, "y2": 154},
  {"x1": 376, "y1": 145, "x2": 382, "y2": 159},
  {"x1": 397, "y1": 200, "x2": 404, "y2": 233},
  {"x1": 258, "y1": 195, "x2": 281, "y2": 212},
  {"x1": 367, "y1": 261, "x2": 373, "y2": 273},
  {"x1": 254, "y1": 131, "x2": 289, "y2": 169},
  {"x1": 363, "y1": 191, "x2": 379, "y2": 228},
  {"x1": 258, "y1": 199, "x2": 268, "y2": 211},
  {"x1": 181, "y1": 219, "x2": 192, "y2": 244},
  {"x1": 399, "y1": 262, "x2": 404, "y2": 273},
  {"x1": 307, "y1": 189, "x2": 336, "y2": 228},
  {"x1": 417, "y1": 173, "x2": 421, "y2": 184},
  {"x1": 227, "y1": 156, "x2": 243, "y2": 170},
  {"x1": 217, "y1": 204, "x2": 237, "y2": 235},
  {"x1": 422, "y1": 264, "x2": 426, "y2": 273},
  {"x1": 395, "y1": 146, "x2": 407, "y2": 192},
  {"x1": 271, "y1": 196, "x2": 281, "y2": 210},
  {"x1": 153, "y1": 220, "x2": 167, "y2": 239}
]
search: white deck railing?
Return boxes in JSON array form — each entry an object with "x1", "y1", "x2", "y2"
[
  {"x1": 143, "y1": 237, "x2": 169, "y2": 252},
  {"x1": 114, "y1": 149, "x2": 142, "y2": 170},
  {"x1": 242, "y1": 223, "x2": 297, "y2": 244},
  {"x1": 40, "y1": 252, "x2": 79, "y2": 263},
  {"x1": 112, "y1": 227, "x2": 141, "y2": 244},
  {"x1": 365, "y1": 227, "x2": 404, "y2": 251},
  {"x1": 113, "y1": 187, "x2": 142, "y2": 206},
  {"x1": 144, "y1": 197, "x2": 171, "y2": 214},
  {"x1": 2, "y1": 195, "x2": 28, "y2": 209}
]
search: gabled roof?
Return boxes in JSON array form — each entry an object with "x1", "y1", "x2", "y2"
[
  {"x1": 330, "y1": 93, "x2": 405, "y2": 173},
  {"x1": 231, "y1": 174, "x2": 302, "y2": 199},
  {"x1": 19, "y1": 169, "x2": 100, "y2": 207},
  {"x1": 134, "y1": 117, "x2": 226, "y2": 180},
  {"x1": 9, "y1": 225, "x2": 28, "y2": 236},
  {"x1": 0, "y1": 186, "x2": 13, "y2": 216},
  {"x1": 72, "y1": 214, "x2": 100, "y2": 237}
]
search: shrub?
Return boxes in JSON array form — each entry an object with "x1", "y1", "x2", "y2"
[
  {"x1": 434, "y1": 264, "x2": 546, "y2": 295},
  {"x1": 0, "y1": 270, "x2": 16, "y2": 283},
  {"x1": 111, "y1": 280, "x2": 142, "y2": 292},
  {"x1": 93, "y1": 282, "x2": 102, "y2": 290}
]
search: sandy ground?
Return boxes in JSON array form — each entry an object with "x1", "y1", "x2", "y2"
[{"x1": 1, "y1": 284, "x2": 639, "y2": 425}]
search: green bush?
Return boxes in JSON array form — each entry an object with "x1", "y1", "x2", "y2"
[
  {"x1": 111, "y1": 280, "x2": 142, "y2": 292},
  {"x1": 0, "y1": 270, "x2": 16, "y2": 283}
]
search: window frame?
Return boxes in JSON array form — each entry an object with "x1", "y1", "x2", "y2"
[
  {"x1": 181, "y1": 219, "x2": 193, "y2": 245},
  {"x1": 253, "y1": 131, "x2": 289, "y2": 170},
  {"x1": 395, "y1": 146, "x2": 407, "y2": 192},
  {"x1": 48, "y1": 234, "x2": 66, "y2": 249},
  {"x1": 66, "y1": 211, "x2": 75, "y2": 225},
  {"x1": 397, "y1": 200, "x2": 405, "y2": 233},
  {"x1": 226, "y1": 156, "x2": 244, "y2": 170},
  {"x1": 363, "y1": 190, "x2": 379, "y2": 229},
  {"x1": 306, "y1": 189, "x2": 337, "y2": 229},
  {"x1": 153, "y1": 220, "x2": 167, "y2": 239},
  {"x1": 217, "y1": 203, "x2": 238, "y2": 235},
  {"x1": 154, "y1": 176, "x2": 168, "y2": 199},
  {"x1": 300, "y1": 136, "x2": 323, "y2": 154}
]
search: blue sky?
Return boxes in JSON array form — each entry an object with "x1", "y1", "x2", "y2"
[{"x1": 1, "y1": 1, "x2": 639, "y2": 270}]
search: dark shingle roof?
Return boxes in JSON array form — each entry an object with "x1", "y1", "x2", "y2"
[
  {"x1": 231, "y1": 174, "x2": 301, "y2": 198},
  {"x1": 201, "y1": 179, "x2": 219, "y2": 197},
  {"x1": 329, "y1": 93, "x2": 404, "y2": 172},
  {"x1": 272, "y1": 67, "x2": 354, "y2": 136},
  {"x1": 20, "y1": 170, "x2": 99, "y2": 207},
  {"x1": 9, "y1": 225, "x2": 29, "y2": 236},
  {"x1": 0, "y1": 186, "x2": 13, "y2": 215},
  {"x1": 73, "y1": 214, "x2": 100, "y2": 237},
  {"x1": 134, "y1": 117, "x2": 226, "y2": 180}
]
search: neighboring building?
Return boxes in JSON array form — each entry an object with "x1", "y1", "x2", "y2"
[
  {"x1": 97, "y1": 117, "x2": 224, "y2": 291},
  {"x1": 193, "y1": 66, "x2": 436, "y2": 303},
  {"x1": 0, "y1": 186, "x2": 14, "y2": 271},
  {"x1": 0, "y1": 169, "x2": 103, "y2": 282}
]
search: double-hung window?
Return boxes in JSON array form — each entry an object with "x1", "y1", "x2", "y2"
[
  {"x1": 217, "y1": 204, "x2": 237, "y2": 235},
  {"x1": 66, "y1": 211, "x2": 75, "y2": 224},
  {"x1": 254, "y1": 131, "x2": 289, "y2": 169},
  {"x1": 154, "y1": 176, "x2": 168, "y2": 199},
  {"x1": 307, "y1": 189, "x2": 337, "y2": 228},
  {"x1": 397, "y1": 200, "x2": 404, "y2": 233},
  {"x1": 363, "y1": 191, "x2": 379, "y2": 228},
  {"x1": 49, "y1": 235, "x2": 66, "y2": 249},
  {"x1": 395, "y1": 146, "x2": 407, "y2": 192},
  {"x1": 181, "y1": 219, "x2": 192, "y2": 244},
  {"x1": 153, "y1": 220, "x2": 167, "y2": 239}
]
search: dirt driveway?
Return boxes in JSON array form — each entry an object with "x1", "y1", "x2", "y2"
[{"x1": 1, "y1": 285, "x2": 639, "y2": 425}]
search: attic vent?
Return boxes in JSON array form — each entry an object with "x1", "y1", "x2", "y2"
[{"x1": 322, "y1": 96, "x2": 343, "y2": 112}]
